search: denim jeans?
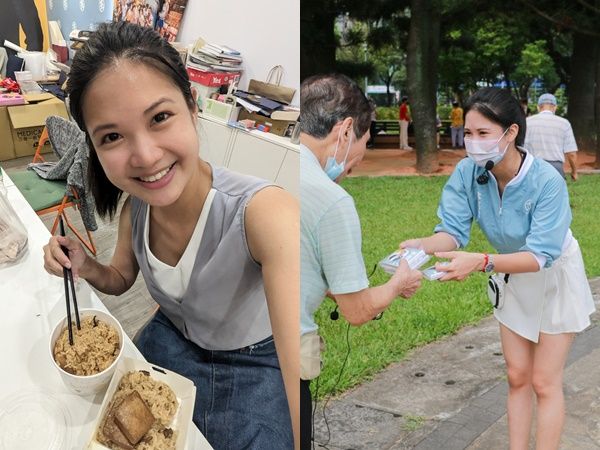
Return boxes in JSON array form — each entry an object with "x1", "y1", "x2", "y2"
[{"x1": 136, "y1": 309, "x2": 293, "y2": 450}]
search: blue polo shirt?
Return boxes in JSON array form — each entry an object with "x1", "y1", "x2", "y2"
[
  {"x1": 434, "y1": 152, "x2": 571, "y2": 267},
  {"x1": 300, "y1": 144, "x2": 369, "y2": 335}
]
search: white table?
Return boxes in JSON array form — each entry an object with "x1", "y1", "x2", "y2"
[{"x1": 0, "y1": 170, "x2": 212, "y2": 449}]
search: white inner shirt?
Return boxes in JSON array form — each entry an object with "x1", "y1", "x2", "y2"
[{"x1": 144, "y1": 188, "x2": 217, "y2": 300}]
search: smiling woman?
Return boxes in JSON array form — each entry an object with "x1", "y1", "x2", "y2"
[{"x1": 41, "y1": 21, "x2": 299, "y2": 449}]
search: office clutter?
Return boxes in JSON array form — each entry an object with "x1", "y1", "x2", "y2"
[
  {"x1": 233, "y1": 66, "x2": 299, "y2": 138},
  {"x1": 186, "y1": 37, "x2": 243, "y2": 115},
  {"x1": 3, "y1": 38, "x2": 64, "y2": 85},
  {"x1": 188, "y1": 49, "x2": 300, "y2": 139}
]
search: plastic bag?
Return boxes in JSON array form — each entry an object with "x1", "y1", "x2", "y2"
[{"x1": 0, "y1": 186, "x2": 28, "y2": 267}]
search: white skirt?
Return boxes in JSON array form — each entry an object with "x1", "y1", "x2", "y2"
[{"x1": 494, "y1": 239, "x2": 595, "y2": 343}]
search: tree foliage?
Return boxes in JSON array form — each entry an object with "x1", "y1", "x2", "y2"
[
  {"x1": 300, "y1": 0, "x2": 600, "y2": 167},
  {"x1": 513, "y1": 40, "x2": 559, "y2": 97}
]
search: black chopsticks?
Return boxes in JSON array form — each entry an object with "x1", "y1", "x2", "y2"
[{"x1": 59, "y1": 216, "x2": 80, "y2": 345}]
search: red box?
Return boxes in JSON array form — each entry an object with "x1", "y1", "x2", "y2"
[
  {"x1": 186, "y1": 67, "x2": 240, "y2": 87},
  {"x1": 52, "y1": 44, "x2": 69, "y2": 63}
]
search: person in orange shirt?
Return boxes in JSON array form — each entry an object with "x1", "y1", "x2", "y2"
[
  {"x1": 450, "y1": 101, "x2": 464, "y2": 148},
  {"x1": 398, "y1": 96, "x2": 411, "y2": 150}
]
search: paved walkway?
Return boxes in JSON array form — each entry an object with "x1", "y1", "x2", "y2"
[{"x1": 312, "y1": 278, "x2": 600, "y2": 449}]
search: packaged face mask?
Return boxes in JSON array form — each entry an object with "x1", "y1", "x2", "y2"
[
  {"x1": 422, "y1": 265, "x2": 446, "y2": 281},
  {"x1": 379, "y1": 248, "x2": 431, "y2": 275}
]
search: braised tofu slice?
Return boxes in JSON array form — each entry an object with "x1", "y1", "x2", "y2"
[{"x1": 114, "y1": 391, "x2": 156, "y2": 445}]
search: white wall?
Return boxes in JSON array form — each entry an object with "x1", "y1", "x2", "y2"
[{"x1": 178, "y1": 0, "x2": 300, "y2": 105}]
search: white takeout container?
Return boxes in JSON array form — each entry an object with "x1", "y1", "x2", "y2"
[
  {"x1": 87, "y1": 357, "x2": 197, "y2": 450},
  {"x1": 49, "y1": 308, "x2": 124, "y2": 396}
]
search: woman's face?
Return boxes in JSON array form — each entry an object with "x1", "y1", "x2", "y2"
[
  {"x1": 464, "y1": 110, "x2": 506, "y2": 142},
  {"x1": 82, "y1": 60, "x2": 199, "y2": 207}
]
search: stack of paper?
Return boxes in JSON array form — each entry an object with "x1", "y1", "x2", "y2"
[{"x1": 188, "y1": 38, "x2": 243, "y2": 73}]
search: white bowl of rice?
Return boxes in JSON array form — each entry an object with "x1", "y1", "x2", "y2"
[{"x1": 49, "y1": 308, "x2": 124, "y2": 396}]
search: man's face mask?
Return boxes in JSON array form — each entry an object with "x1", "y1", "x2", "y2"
[
  {"x1": 324, "y1": 127, "x2": 353, "y2": 181},
  {"x1": 465, "y1": 127, "x2": 510, "y2": 168}
]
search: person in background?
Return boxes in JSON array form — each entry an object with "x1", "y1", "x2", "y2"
[
  {"x1": 525, "y1": 93, "x2": 578, "y2": 181},
  {"x1": 399, "y1": 96, "x2": 412, "y2": 150},
  {"x1": 42, "y1": 21, "x2": 298, "y2": 449},
  {"x1": 436, "y1": 114, "x2": 442, "y2": 149},
  {"x1": 449, "y1": 101, "x2": 464, "y2": 148},
  {"x1": 300, "y1": 74, "x2": 422, "y2": 449},
  {"x1": 367, "y1": 97, "x2": 377, "y2": 149},
  {"x1": 402, "y1": 87, "x2": 594, "y2": 450}
]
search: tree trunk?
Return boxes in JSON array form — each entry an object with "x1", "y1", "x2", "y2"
[
  {"x1": 519, "y1": 81, "x2": 531, "y2": 100},
  {"x1": 300, "y1": 1, "x2": 337, "y2": 80},
  {"x1": 596, "y1": 40, "x2": 600, "y2": 168},
  {"x1": 568, "y1": 33, "x2": 597, "y2": 152},
  {"x1": 407, "y1": 0, "x2": 440, "y2": 173}
]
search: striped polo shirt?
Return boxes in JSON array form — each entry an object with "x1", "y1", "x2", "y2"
[
  {"x1": 300, "y1": 144, "x2": 369, "y2": 335},
  {"x1": 525, "y1": 111, "x2": 577, "y2": 162}
]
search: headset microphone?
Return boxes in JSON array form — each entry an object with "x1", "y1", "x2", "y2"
[
  {"x1": 330, "y1": 305, "x2": 339, "y2": 321},
  {"x1": 476, "y1": 160, "x2": 495, "y2": 185}
]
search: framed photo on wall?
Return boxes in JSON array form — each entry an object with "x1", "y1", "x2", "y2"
[
  {"x1": 114, "y1": 0, "x2": 160, "y2": 29},
  {"x1": 155, "y1": 0, "x2": 188, "y2": 42}
]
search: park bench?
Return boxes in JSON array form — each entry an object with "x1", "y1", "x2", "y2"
[{"x1": 371, "y1": 119, "x2": 455, "y2": 149}]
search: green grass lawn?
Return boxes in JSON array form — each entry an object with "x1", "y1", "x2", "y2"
[{"x1": 313, "y1": 174, "x2": 600, "y2": 399}]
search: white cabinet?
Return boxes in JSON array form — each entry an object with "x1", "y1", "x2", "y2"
[
  {"x1": 198, "y1": 115, "x2": 299, "y2": 197},
  {"x1": 276, "y1": 149, "x2": 299, "y2": 194},
  {"x1": 197, "y1": 116, "x2": 234, "y2": 167}
]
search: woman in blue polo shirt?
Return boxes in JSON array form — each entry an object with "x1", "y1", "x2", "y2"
[{"x1": 402, "y1": 87, "x2": 594, "y2": 449}]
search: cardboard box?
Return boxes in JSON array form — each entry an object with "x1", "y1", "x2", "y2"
[
  {"x1": 0, "y1": 106, "x2": 15, "y2": 161},
  {"x1": 238, "y1": 109, "x2": 296, "y2": 137},
  {"x1": 87, "y1": 357, "x2": 197, "y2": 450},
  {"x1": 0, "y1": 93, "x2": 69, "y2": 160},
  {"x1": 186, "y1": 66, "x2": 240, "y2": 87}
]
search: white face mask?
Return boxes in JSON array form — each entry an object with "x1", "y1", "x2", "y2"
[{"x1": 465, "y1": 128, "x2": 510, "y2": 168}]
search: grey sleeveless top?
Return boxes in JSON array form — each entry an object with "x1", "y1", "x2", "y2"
[{"x1": 130, "y1": 166, "x2": 273, "y2": 350}]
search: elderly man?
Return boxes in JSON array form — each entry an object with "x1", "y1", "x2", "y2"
[
  {"x1": 299, "y1": 73, "x2": 422, "y2": 449},
  {"x1": 525, "y1": 93, "x2": 578, "y2": 180}
]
